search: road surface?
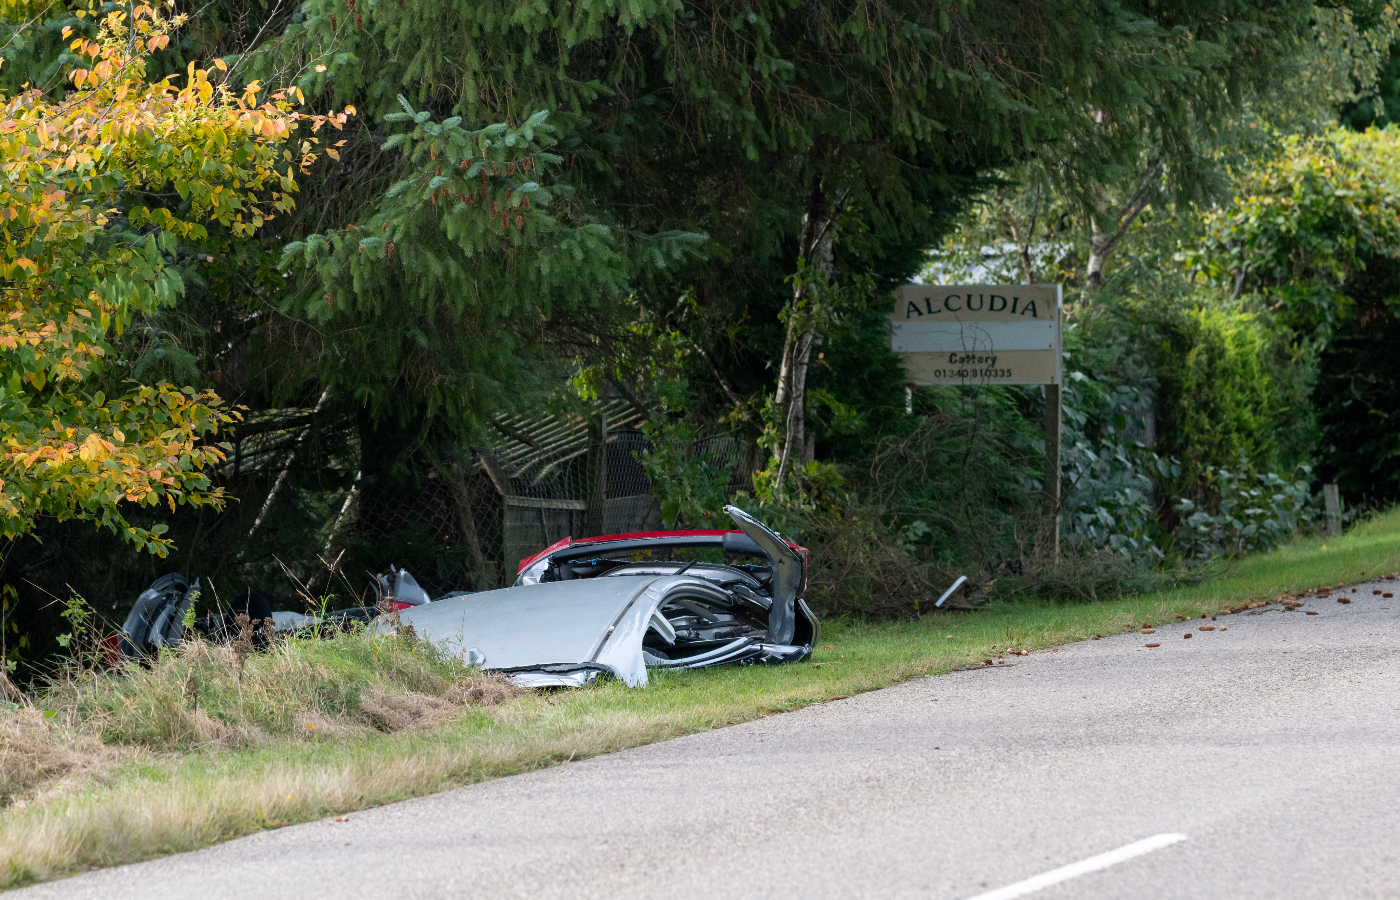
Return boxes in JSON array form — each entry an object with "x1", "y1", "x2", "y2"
[{"x1": 18, "y1": 579, "x2": 1400, "y2": 899}]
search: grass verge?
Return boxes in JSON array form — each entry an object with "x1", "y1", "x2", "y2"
[{"x1": 4, "y1": 508, "x2": 1399, "y2": 888}]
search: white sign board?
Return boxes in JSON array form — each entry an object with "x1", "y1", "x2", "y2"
[{"x1": 890, "y1": 284, "x2": 1062, "y2": 386}]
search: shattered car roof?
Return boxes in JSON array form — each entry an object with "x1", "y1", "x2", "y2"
[{"x1": 398, "y1": 506, "x2": 819, "y2": 687}]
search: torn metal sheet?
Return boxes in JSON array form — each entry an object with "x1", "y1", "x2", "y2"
[
  {"x1": 399, "y1": 505, "x2": 818, "y2": 687},
  {"x1": 120, "y1": 573, "x2": 200, "y2": 657},
  {"x1": 374, "y1": 566, "x2": 432, "y2": 607},
  {"x1": 118, "y1": 576, "x2": 376, "y2": 660}
]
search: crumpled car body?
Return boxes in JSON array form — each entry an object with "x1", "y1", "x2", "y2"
[
  {"x1": 396, "y1": 505, "x2": 819, "y2": 687},
  {"x1": 119, "y1": 573, "x2": 202, "y2": 657},
  {"x1": 118, "y1": 577, "x2": 376, "y2": 660}
]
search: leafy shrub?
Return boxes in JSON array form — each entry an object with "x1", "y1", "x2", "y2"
[
  {"x1": 1186, "y1": 128, "x2": 1400, "y2": 504},
  {"x1": 1153, "y1": 304, "x2": 1306, "y2": 500},
  {"x1": 1174, "y1": 457, "x2": 1315, "y2": 560},
  {"x1": 635, "y1": 418, "x2": 732, "y2": 529},
  {"x1": 1061, "y1": 378, "x2": 1176, "y2": 565}
]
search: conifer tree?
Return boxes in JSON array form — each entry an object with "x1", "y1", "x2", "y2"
[{"x1": 261, "y1": 0, "x2": 1328, "y2": 473}]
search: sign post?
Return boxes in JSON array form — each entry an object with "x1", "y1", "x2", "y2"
[{"x1": 890, "y1": 284, "x2": 1064, "y2": 556}]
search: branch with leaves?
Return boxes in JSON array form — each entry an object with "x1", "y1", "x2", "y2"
[{"x1": 0, "y1": 4, "x2": 349, "y2": 553}]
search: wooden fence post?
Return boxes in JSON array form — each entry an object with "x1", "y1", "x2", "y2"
[
  {"x1": 1045, "y1": 383, "x2": 1062, "y2": 560},
  {"x1": 1324, "y1": 484, "x2": 1341, "y2": 537},
  {"x1": 590, "y1": 409, "x2": 609, "y2": 535}
]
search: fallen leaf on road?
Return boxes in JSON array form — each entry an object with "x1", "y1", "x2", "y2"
[
  {"x1": 1145, "y1": 643, "x2": 1161, "y2": 648},
  {"x1": 1219, "y1": 627, "x2": 1227, "y2": 631},
  {"x1": 1183, "y1": 633, "x2": 1193, "y2": 639},
  {"x1": 1374, "y1": 590, "x2": 1382, "y2": 595},
  {"x1": 335, "y1": 816, "x2": 349, "y2": 823},
  {"x1": 1018, "y1": 650, "x2": 1028, "y2": 656},
  {"x1": 1199, "y1": 626, "x2": 1216, "y2": 631},
  {"x1": 1306, "y1": 610, "x2": 1319, "y2": 615},
  {"x1": 1386, "y1": 593, "x2": 1394, "y2": 598},
  {"x1": 1141, "y1": 628, "x2": 1156, "y2": 634},
  {"x1": 1339, "y1": 598, "x2": 1351, "y2": 604},
  {"x1": 828, "y1": 695, "x2": 849, "y2": 701}
]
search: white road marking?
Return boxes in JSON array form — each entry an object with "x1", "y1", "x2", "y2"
[{"x1": 963, "y1": 833, "x2": 1188, "y2": 900}]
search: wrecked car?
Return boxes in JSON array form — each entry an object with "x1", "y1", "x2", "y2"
[
  {"x1": 395, "y1": 505, "x2": 819, "y2": 687},
  {"x1": 117, "y1": 506, "x2": 817, "y2": 689}
]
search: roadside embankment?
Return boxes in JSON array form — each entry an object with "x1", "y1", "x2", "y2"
[{"x1": 3, "y1": 509, "x2": 1398, "y2": 888}]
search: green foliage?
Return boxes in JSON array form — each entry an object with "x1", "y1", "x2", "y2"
[
  {"x1": 0, "y1": 7, "x2": 346, "y2": 553},
  {"x1": 1189, "y1": 128, "x2": 1400, "y2": 334},
  {"x1": 1342, "y1": 45, "x2": 1400, "y2": 128},
  {"x1": 51, "y1": 589, "x2": 113, "y2": 671},
  {"x1": 1174, "y1": 457, "x2": 1315, "y2": 560},
  {"x1": 259, "y1": 0, "x2": 1334, "y2": 452},
  {"x1": 53, "y1": 594, "x2": 87, "y2": 651},
  {"x1": 801, "y1": 289, "x2": 912, "y2": 462},
  {"x1": 635, "y1": 418, "x2": 731, "y2": 529},
  {"x1": 1302, "y1": 252, "x2": 1400, "y2": 503},
  {"x1": 1, "y1": 583, "x2": 22, "y2": 675},
  {"x1": 1061, "y1": 377, "x2": 1176, "y2": 564},
  {"x1": 1190, "y1": 127, "x2": 1400, "y2": 503},
  {"x1": 784, "y1": 387, "x2": 1045, "y2": 614},
  {"x1": 1153, "y1": 305, "x2": 1301, "y2": 497},
  {"x1": 282, "y1": 101, "x2": 701, "y2": 433},
  {"x1": 749, "y1": 459, "x2": 846, "y2": 516}
]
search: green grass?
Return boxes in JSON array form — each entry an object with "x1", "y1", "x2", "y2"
[{"x1": 3, "y1": 509, "x2": 1399, "y2": 888}]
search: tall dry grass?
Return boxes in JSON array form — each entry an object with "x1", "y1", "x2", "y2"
[
  {"x1": 0, "y1": 708, "x2": 126, "y2": 812},
  {"x1": 1, "y1": 623, "x2": 524, "y2": 884},
  {"x1": 0, "y1": 686, "x2": 698, "y2": 886},
  {"x1": 39, "y1": 626, "x2": 522, "y2": 753}
]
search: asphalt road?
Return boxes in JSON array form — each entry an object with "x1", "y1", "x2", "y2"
[{"x1": 19, "y1": 579, "x2": 1400, "y2": 900}]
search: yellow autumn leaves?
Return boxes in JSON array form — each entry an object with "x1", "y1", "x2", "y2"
[{"x1": 0, "y1": 4, "x2": 349, "y2": 554}]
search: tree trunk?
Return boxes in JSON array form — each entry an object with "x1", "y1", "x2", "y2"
[
  {"x1": 1084, "y1": 159, "x2": 1163, "y2": 294},
  {"x1": 996, "y1": 186, "x2": 1039, "y2": 284},
  {"x1": 1085, "y1": 215, "x2": 1111, "y2": 292},
  {"x1": 239, "y1": 390, "x2": 330, "y2": 561},
  {"x1": 588, "y1": 410, "x2": 608, "y2": 537},
  {"x1": 774, "y1": 177, "x2": 837, "y2": 489},
  {"x1": 448, "y1": 461, "x2": 497, "y2": 590}
]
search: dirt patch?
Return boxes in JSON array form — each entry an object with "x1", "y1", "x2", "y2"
[
  {"x1": 0, "y1": 707, "x2": 123, "y2": 810},
  {"x1": 359, "y1": 686, "x2": 459, "y2": 732},
  {"x1": 447, "y1": 673, "x2": 526, "y2": 707},
  {"x1": 361, "y1": 673, "x2": 524, "y2": 732}
]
